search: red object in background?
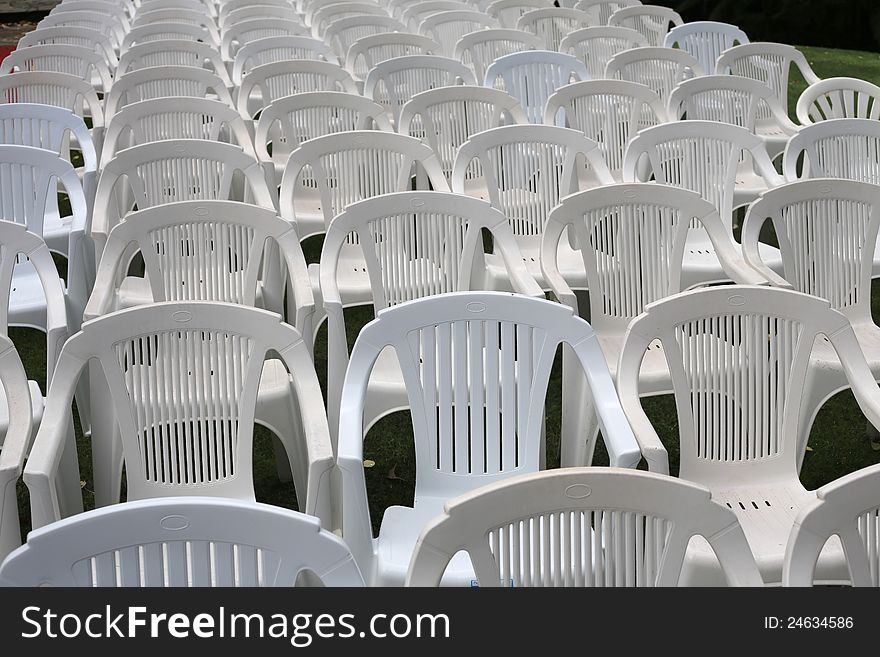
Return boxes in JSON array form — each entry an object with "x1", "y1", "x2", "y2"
[{"x1": 0, "y1": 46, "x2": 14, "y2": 61}]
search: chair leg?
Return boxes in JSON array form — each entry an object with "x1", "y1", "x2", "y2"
[
  {"x1": 88, "y1": 362, "x2": 123, "y2": 507},
  {"x1": 797, "y1": 365, "x2": 848, "y2": 472},
  {"x1": 560, "y1": 344, "x2": 600, "y2": 467}
]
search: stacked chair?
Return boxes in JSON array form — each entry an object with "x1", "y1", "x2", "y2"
[{"x1": 0, "y1": 0, "x2": 878, "y2": 589}]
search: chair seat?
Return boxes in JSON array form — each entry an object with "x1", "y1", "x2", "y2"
[
  {"x1": 680, "y1": 483, "x2": 847, "y2": 586},
  {"x1": 289, "y1": 191, "x2": 328, "y2": 241},
  {"x1": 681, "y1": 229, "x2": 782, "y2": 289},
  {"x1": 376, "y1": 499, "x2": 478, "y2": 587},
  {"x1": 9, "y1": 260, "x2": 56, "y2": 331}
]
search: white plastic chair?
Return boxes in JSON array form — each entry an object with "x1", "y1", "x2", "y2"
[
  {"x1": 121, "y1": 23, "x2": 221, "y2": 51},
  {"x1": 311, "y1": 2, "x2": 389, "y2": 40},
  {"x1": 484, "y1": 50, "x2": 589, "y2": 125},
  {"x1": 221, "y1": 18, "x2": 310, "y2": 61},
  {"x1": 399, "y1": 85, "x2": 527, "y2": 181},
  {"x1": 322, "y1": 15, "x2": 408, "y2": 61},
  {"x1": 541, "y1": 183, "x2": 767, "y2": 466},
  {"x1": 0, "y1": 497, "x2": 363, "y2": 586},
  {"x1": 51, "y1": 0, "x2": 131, "y2": 30},
  {"x1": 24, "y1": 301, "x2": 334, "y2": 528},
  {"x1": 544, "y1": 79, "x2": 666, "y2": 180},
  {"x1": 103, "y1": 67, "x2": 235, "y2": 121},
  {"x1": 715, "y1": 42, "x2": 820, "y2": 118},
  {"x1": 663, "y1": 21, "x2": 749, "y2": 77},
  {"x1": 142, "y1": 0, "x2": 217, "y2": 16},
  {"x1": 0, "y1": 44, "x2": 113, "y2": 94},
  {"x1": 452, "y1": 124, "x2": 614, "y2": 289},
  {"x1": 220, "y1": 0, "x2": 294, "y2": 22},
  {"x1": 608, "y1": 5, "x2": 682, "y2": 47},
  {"x1": 256, "y1": 91, "x2": 393, "y2": 186},
  {"x1": 796, "y1": 77, "x2": 880, "y2": 125},
  {"x1": 407, "y1": 467, "x2": 764, "y2": 586},
  {"x1": 115, "y1": 40, "x2": 234, "y2": 88},
  {"x1": 741, "y1": 179, "x2": 880, "y2": 449},
  {"x1": 319, "y1": 191, "x2": 542, "y2": 445},
  {"x1": 783, "y1": 464, "x2": 880, "y2": 587},
  {"x1": 401, "y1": 1, "x2": 470, "y2": 32},
  {"x1": 339, "y1": 291, "x2": 642, "y2": 585},
  {"x1": 486, "y1": 0, "x2": 553, "y2": 29},
  {"x1": 279, "y1": 130, "x2": 449, "y2": 243},
  {"x1": 668, "y1": 74, "x2": 800, "y2": 159},
  {"x1": 617, "y1": 285, "x2": 880, "y2": 585},
  {"x1": 99, "y1": 97, "x2": 257, "y2": 165},
  {"x1": 453, "y1": 27, "x2": 543, "y2": 83},
  {"x1": 221, "y1": 5, "x2": 298, "y2": 30},
  {"x1": 783, "y1": 118, "x2": 880, "y2": 184},
  {"x1": 0, "y1": 334, "x2": 34, "y2": 562},
  {"x1": 418, "y1": 10, "x2": 499, "y2": 56},
  {"x1": 364, "y1": 54, "x2": 476, "y2": 126},
  {"x1": 346, "y1": 32, "x2": 441, "y2": 82},
  {"x1": 574, "y1": 0, "x2": 639, "y2": 25},
  {"x1": 37, "y1": 11, "x2": 126, "y2": 52},
  {"x1": 623, "y1": 120, "x2": 783, "y2": 288},
  {"x1": 515, "y1": 8, "x2": 594, "y2": 51},
  {"x1": 237, "y1": 60, "x2": 359, "y2": 121},
  {"x1": 233, "y1": 35, "x2": 340, "y2": 87},
  {"x1": 92, "y1": 139, "x2": 276, "y2": 259},
  {"x1": 17, "y1": 26, "x2": 118, "y2": 69},
  {"x1": 605, "y1": 46, "x2": 704, "y2": 104},
  {"x1": 131, "y1": 9, "x2": 222, "y2": 45},
  {"x1": 560, "y1": 26, "x2": 647, "y2": 79}
]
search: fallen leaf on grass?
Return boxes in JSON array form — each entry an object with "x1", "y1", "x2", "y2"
[{"x1": 363, "y1": 459, "x2": 375, "y2": 468}]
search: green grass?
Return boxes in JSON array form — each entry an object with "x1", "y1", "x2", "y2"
[{"x1": 12, "y1": 45, "x2": 880, "y2": 540}]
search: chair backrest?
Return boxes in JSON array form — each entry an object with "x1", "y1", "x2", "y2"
[
  {"x1": 256, "y1": 91, "x2": 392, "y2": 172},
  {"x1": 100, "y1": 97, "x2": 256, "y2": 164},
  {"x1": 418, "y1": 9, "x2": 499, "y2": 56},
  {"x1": 338, "y1": 291, "x2": 642, "y2": 571},
  {"x1": 402, "y1": 1, "x2": 471, "y2": 32},
  {"x1": 575, "y1": 0, "x2": 639, "y2": 25},
  {"x1": 220, "y1": 0, "x2": 293, "y2": 21},
  {"x1": 0, "y1": 103, "x2": 97, "y2": 176},
  {"x1": 542, "y1": 183, "x2": 765, "y2": 330},
  {"x1": 38, "y1": 11, "x2": 125, "y2": 50},
  {"x1": 622, "y1": 120, "x2": 782, "y2": 229},
  {"x1": 716, "y1": 42, "x2": 820, "y2": 116},
  {"x1": 452, "y1": 124, "x2": 613, "y2": 247},
  {"x1": 560, "y1": 26, "x2": 647, "y2": 79},
  {"x1": 796, "y1": 77, "x2": 880, "y2": 125},
  {"x1": 783, "y1": 118, "x2": 880, "y2": 183},
  {"x1": 18, "y1": 26, "x2": 117, "y2": 68},
  {"x1": 0, "y1": 44, "x2": 113, "y2": 94},
  {"x1": 221, "y1": 18, "x2": 310, "y2": 60},
  {"x1": 486, "y1": 0, "x2": 554, "y2": 29},
  {"x1": 783, "y1": 464, "x2": 880, "y2": 587},
  {"x1": 617, "y1": 285, "x2": 880, "y2": 486},
  {"x1": 0, "y1": 497, "x2": 363, "y2": 586},
  {"x1": 364, "y1": 54, "x2": 476, "y2": 125},
  {"x1": 453, "y1": 27, "x2": 543, "y2": 83},
  {"x1": 27, "y1": 301, "x2": 328, "y2": 504},
  {"x1": 544, "y1": 79, "x2": 664, "y2": 177},
  {"x1": 322, "y1": 15, "x2": 408, "y2": 60},
  {"x1": 279, "y1": 131, "x2": 449, "y2": 238},
  {"x1": 51, "y1": 0, "x2": 129, "y2": 23},
  {"x1": 608, "y1": 5, "x2": 682, "y2": 47},
  {"x1": 345, "y1": 32, "x2": 441, "y2": 81},
  {"x1": 663, "y1": 21, "x2": 749, "y2": 75},
  {"x1": 104, "y1": 67, "x2": 235, "y2": 120},
  {"x1": 0, "y1": 144, "x2": 89, "y2": 239},
  {"x1": 667, "y1": 74, "x2": 793, "y2": 134},
  {"x1": 237, "y1": 60, "x2": 359, "y2": 120},
  {"x1": 116, "y1": 39, "x2": 234, "y2": 88},
  {"x1": 140, "y1": 0, "x2": 215, "y2": 14},
  {"x1": 221, "y1": 5, "x2": 298, "y2": 30},
  {"x1": 742, "y1": 179, "x2": 880, "y2": 328},
  {"x1": 88, "y1": 200, "x2": 306, "y2": 315},
  {"x1": 131, "y1": 9, "x2": 221, "y2": 43},
  {"x1": 0, "y1": 329, "x2": 33, "y2": 561},
  {"x1": 122, "y1": 22, "x2": 219, "y2": 51},
  {"x1": 399, "y1": 85, "x2": 527, "y2": 180},
  {"x1": 233, "y1": 36, "x2": 339, "y2": 86},
  {"x1": 515, "y1": 8, "x2": 594, "y2": 51},
  {"x1": 0, "y1": 72, "x2": 104, "y2": 131},
  {"x1": 312, "y1": 2, "x2": 388, "y2": 39},
  {"x1": 484, "y1": 50, "x2": 590, "y2": 124},
  {"x1": 406, "y1": 467, "x2": 764, "y2": 586},
  {"x1": 605, "y1": 46, "x2": 704, "y2": 103},
  {"x1": 92, "y1": 140, "x2": 275, "y2": 254}
]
